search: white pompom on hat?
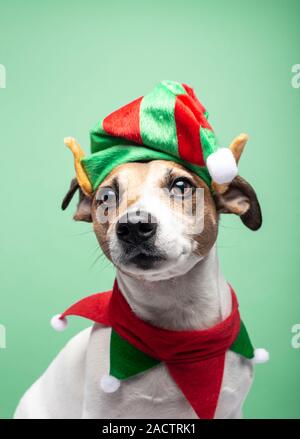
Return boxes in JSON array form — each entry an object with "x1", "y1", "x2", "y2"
[{"x1": 206, "y1": 147, "x2": 238, "y2": 184}]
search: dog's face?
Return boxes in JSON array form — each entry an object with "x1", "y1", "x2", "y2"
[
  {"x1": 63, "y1": 160, "x2": 262, "y2": 281},
  {"x1": 92, "y1": 160, "x2": 217, "y2": 280}
]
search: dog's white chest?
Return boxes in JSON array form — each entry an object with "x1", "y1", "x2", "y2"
[{"x1": 81, "y1": 324, "x2": 253, "y2": 419}]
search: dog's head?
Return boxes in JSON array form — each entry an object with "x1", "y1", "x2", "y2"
[{"x1": 62, "y1": 160, "x2": 261, "y2": 281}]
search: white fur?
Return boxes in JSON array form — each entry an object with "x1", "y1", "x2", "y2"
[{"x1": 14, "y1": 327, "x2": 91, "y2": 419}]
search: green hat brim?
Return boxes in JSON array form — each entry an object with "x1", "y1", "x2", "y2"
[{"x1": 81, "y1": 145, "x2": 211, "y2": 192}]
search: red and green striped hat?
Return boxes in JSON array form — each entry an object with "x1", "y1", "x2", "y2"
[{"x1": 67, "y1": 80, "x2": 238, "y2": 195}]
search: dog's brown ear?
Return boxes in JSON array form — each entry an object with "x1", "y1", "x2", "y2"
[
  {"x1": 214, "y1": 176, "x2": 262, "y2": 230},
  {"x1": 61, "y1": 178, "x2": 92, "y2": 223}
]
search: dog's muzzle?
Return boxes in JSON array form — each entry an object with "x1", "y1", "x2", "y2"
[{"x1": 115, "y1": 211, "x2": 165, "y2": 269}]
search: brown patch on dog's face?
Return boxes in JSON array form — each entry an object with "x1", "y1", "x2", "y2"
[
  {"x1": 189, "y1": 174, "x2": 218, "y2": 257},
  {"x1": 91, "y1": 162, "x2": 151, "y2": 261}
]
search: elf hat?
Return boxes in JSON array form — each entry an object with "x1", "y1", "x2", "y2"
[{"x1": 65, "y1": 80, "x2": 248, "y2": 196}]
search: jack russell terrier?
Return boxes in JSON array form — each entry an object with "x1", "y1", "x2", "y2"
[{"x1": 14, "y1": 80, "x2": 267, "y2": 419}]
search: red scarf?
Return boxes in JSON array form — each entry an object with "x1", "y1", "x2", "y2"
[{"x1": 61, "y1": 281, "x2": 241, "y2": 419}]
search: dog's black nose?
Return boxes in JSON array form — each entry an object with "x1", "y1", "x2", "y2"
[{"x1": 116, "y1": 211, "x2": 157, "y2": 245}]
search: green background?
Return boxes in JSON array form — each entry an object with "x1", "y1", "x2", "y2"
[{"x1": 0, "y1": 0, "x2": 299, "y2": 419}]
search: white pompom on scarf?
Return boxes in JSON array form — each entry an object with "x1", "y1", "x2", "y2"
[
  {"x1": 253, "y1": 348, "x2": 269, "y2": 364},
  {"x1": 100, "y1": 374, "x2": 121, "y2": 393}
]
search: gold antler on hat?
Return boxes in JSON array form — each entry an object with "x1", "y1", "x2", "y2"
[
  {"x1": 212, "y1": 133, "x2": 248, "y2": 194},
  {"x1": 64, "y1": 137, "x2": 93, "y2": 196}
]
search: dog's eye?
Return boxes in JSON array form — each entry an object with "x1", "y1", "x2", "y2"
[
  {"x1": 96, "y1": 187, "x2": 117, "y2": 206},
  {"x1": 169, "y1": 178, "x2": 194, "y2": 198}
]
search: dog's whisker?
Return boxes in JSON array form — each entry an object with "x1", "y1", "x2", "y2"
[
  {"x1": 91, "y1": 246, "x2": 102, "y2": 256},
  {"x1": 89, "y1": 253, "x2": 105, "y2": 269},
  {"x1": 90, "y1": 252, "x2": 113, "y2": 271},
  {"x1": 72, "y1": 230, "x2": 94, "y2": 236}
]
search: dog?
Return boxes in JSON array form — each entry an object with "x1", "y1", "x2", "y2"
[{"x1": 14, "y1": 155, "x2": 262, "y2": 419}]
